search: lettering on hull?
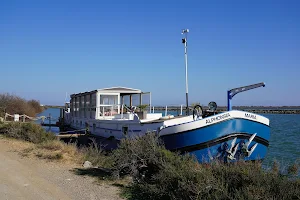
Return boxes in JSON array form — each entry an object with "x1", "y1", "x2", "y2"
[
  {"x1": 206, "y1": 113, "x2": 231, "y2": 124},
  {"x1": 245, "y1": 113, "x2": 257, "y2": 120}
]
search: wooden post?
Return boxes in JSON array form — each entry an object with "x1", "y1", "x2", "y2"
[
  {"x1": 22, "y1": 115, "x2": 25, "y2": 122},
  {"x1": 139, "y1": 93, "x2": 142, "y2": 111}
]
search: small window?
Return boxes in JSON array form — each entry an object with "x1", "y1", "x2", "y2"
[{"x1": 122, "y1": 126, "x2": 128, "y2": 135}]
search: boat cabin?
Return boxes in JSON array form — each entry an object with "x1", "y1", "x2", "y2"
[{"x1": 69, "y1": 87, "x2": 153, "y2": 120}]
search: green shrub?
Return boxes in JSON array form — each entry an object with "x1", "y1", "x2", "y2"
[
  {"x1": 80, "y1": 138, "x2": 114, "y2": 168},
  {"x1": 0, "y1": 122, "x2": 55, "y2": 143},
  {"x1": 111, "y1": 132, "x2": 213, "y2": 200},
  {"x1": 111, "y1": 132, "x2": 300, "y2": 200}
]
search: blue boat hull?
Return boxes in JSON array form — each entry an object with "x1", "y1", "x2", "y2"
[{"x1": 160, "y1": 118, "x2": 270, "y2": 163}]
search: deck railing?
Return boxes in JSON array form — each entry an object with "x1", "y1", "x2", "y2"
[{"x1": 68, "y1": 103, "x2": 198, "y2": 120}]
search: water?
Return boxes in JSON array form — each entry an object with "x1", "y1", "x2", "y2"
[
  {"x1": 263, "y1": 114, "x2": 300, "y2": 166},
  {"x1": 39, "y1": 108, "x2": 300, "y2": 165},
  {"x1": 37, "y1": 108, "x2": 60, "y2": 134}
]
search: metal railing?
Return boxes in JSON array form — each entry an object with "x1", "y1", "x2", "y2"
[{"x1": 68, "y1": 103, "x2": 199, "y2": 120}]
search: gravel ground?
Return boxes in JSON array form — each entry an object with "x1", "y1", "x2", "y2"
[{"x1": 0, "y1": 138, "x2": 124, "y2": 200}]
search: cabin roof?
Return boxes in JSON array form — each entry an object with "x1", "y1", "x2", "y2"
[
  {"x1": 97, "y1": 86, "x2": 142, "y2": 94},
  {"x1": 70, "y1": 86, "x2": 143, "y2": 97}
]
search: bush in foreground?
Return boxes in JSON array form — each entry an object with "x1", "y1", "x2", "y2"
[
  {"x1": 111, "y1": 132, "x2": 300, "y2": 200},
  {"x1": 80, "y1": 138, "x2": 114, "y2": 168},
  {"x1": 0, "y1": 122, "x2": 55, "y2": 143}
]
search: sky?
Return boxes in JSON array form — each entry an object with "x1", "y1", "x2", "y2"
[{"x1": 0, "y1": 0, "x2": 299, "y2": 106}]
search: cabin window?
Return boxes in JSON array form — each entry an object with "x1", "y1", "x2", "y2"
[
  {"x1": 72, "y1": 98, "x2": 76, "y2": 116},
  {"x1": 90, "y1": 93, "x2": 96, "y2": 119},
  {"x1": 85, "y1": 95, "x2": 90, "y2": 118},
  {"x1": 80, "y1": 96, "x2": 84, "y2": 117},
  {"x1": 84, "y1": 95, "x2": 87, "y2": 118},
  {"x1": 100, "y1": 95, "x2": 118, "y2": 105},
  {"x1": 70, "y1": 99, "x2": 73, "y2": 116},
  {"x1": 122, "y1": 126, "x2": 128, "y2": 135},
  {"x1": 75, "y1": 97, "x2": 79, "y2": 117}
]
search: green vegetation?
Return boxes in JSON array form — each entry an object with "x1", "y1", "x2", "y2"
[
  {"x1": 0, "y1": 93, "x2": 44, "y2": 117},
  {"x1": 110, "y1": 133, "x2": 300, "y2": 200},
  {"x1": 0, "y1": 122, "x2": 56, "y2": 143},
  {"x1": 80, "y1": 138, "x2": 114, "y2": 168},
  {"x1": 137, "y1": 104, "x2": 148, "y2": 112},
  {"x1": 0, "y1": 122, "x2": 299, "y2": 200}
]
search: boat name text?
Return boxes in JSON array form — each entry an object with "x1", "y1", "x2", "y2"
[
  {"x1": 206, "y1": 113, "x2": 231, "y2": 124},
  {"x1": 245, "y1": 113, "x2": 257, "y2": 120}
]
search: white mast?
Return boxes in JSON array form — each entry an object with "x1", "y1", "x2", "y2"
[{"x1": 182, "y1": 29, "x2": 189, "y2": 115}]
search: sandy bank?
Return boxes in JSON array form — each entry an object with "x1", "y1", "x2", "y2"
[{"x1": 0, "y1": 137, "x2": 123, "y2": 200}]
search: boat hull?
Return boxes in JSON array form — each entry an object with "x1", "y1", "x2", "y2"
[
  {"x1": 63, "y1": 110, "x2": 270, "y2": 163},
  {"x1": 159, "y1": 112, "x2": 270, "y2": 163}
]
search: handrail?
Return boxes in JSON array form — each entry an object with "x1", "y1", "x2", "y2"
[
  {"x1": 4, "y1": 113, "x2": 59, "y2": 123},
  {"x1": 70, "y1": 103, "x2": 195, "y2": 119}
]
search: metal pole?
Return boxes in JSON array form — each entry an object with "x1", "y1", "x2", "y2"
[
  {"x1": 180, "y1": 104, "x2": 183, "y2": 115},
  {"x1": 165, "y1": 105, "x2": 167, "y2": 116},
  {"x1": 227, "y1": 91, "x2": 231, "y2": 111},
  {"x1": 182, "y1": 29, "x2": 189, "y2": 115},
  {"x1": 149, "y1": 92, "x2": 151, "y2": 113},
  {"x1": 184, "y1": 40, "x2": 189, "y2": 115}
]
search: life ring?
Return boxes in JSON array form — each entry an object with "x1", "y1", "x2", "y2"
[{"x1": 159, "y1": 115, "x2": 174, "y2": 120}]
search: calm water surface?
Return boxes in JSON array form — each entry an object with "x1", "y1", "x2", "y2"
[{"x1": 39, "y1": 108, "x2": 300, "y2": 166}]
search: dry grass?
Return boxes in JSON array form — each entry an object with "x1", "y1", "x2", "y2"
[
  {"x1": 0, "y1": 135, "x2": 35, "y2": 152},
  {"x1": 34, "y1": 140, "x2": 82, "y2": 163},
  {"x1": 0, "y1": 136, "x2": 82, "y2": 164},
  {"x1": 0, "y1": 122, "x2": 106, "y2": 165}
]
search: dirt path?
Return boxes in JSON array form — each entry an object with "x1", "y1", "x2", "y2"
[{"x1": 0, "y1": 138, "x2": 123, "y2": 200}]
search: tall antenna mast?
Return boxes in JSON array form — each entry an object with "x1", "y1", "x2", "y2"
[
  {"x1": 65, "y1": 92, "x2": 68, "y2": 102},
  {"x1": 182, "y1": 29, "x2": 189, "y2": 115}
]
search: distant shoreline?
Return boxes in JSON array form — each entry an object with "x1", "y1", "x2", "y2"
[
  {"x1": 43, "y1": 105, "x2": 300, "y2": 114},
  {"x1": 153, "y1": 107, "x2": 300, "y2": 114}
]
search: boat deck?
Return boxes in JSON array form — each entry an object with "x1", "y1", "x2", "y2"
[{"x1": 141, "y1": 115, "x2": 187, "y2": 124}]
